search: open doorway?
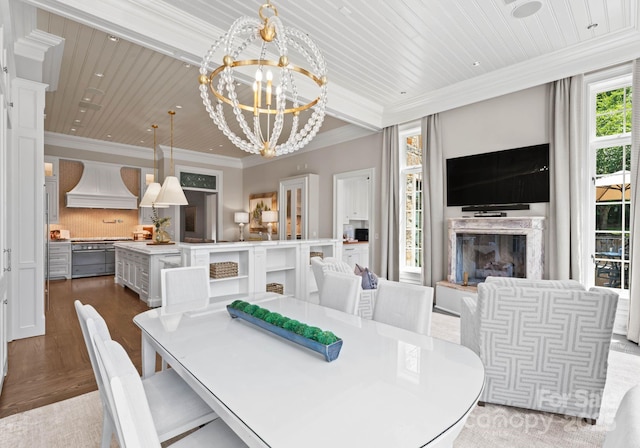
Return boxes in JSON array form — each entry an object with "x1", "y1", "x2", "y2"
[{"x1": 180, "y1": 190, "x2": 218, "y2": 242}]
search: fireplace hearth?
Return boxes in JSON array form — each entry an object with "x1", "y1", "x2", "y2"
[{"x1": 447, "y1": 217, "x2": 545, "y2": 284}]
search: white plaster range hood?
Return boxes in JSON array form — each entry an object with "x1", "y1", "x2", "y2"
[{"x1": 66, "y1": 161, "x2": 138, "y2": 209}]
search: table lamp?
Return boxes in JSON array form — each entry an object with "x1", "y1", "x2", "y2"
[
  {"x1": 234, "y1": 212, "x2": 249, "y2": 241},
  {"x1": 261, "y1": 210, "x2": 278, "y2": 241}
]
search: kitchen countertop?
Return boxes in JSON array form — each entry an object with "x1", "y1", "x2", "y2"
[
  {"x1": 343, "y1": 240, "x2": 369, "y2": 245},
  {"x1": 113, "y1": 241, "x2": 181, "y2": 255}
]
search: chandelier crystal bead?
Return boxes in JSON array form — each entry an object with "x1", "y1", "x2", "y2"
[{"x1": 199, "y1": 0, "x2": 327, "y2": 158}]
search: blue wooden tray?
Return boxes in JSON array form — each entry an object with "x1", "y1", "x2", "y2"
[{"x1": 227, "y1": 306, "x2": 342, "y2": 362}]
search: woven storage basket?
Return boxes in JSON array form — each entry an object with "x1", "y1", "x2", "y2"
[
  {"x1": 266, "y1": 282, "x2": 284, "y2": 295},
  {"x1": 310, "y1": 251, "x2": 324, "y2": 261},
  {"x1": 209, "y1": 261, "x2": 238, "y2": 279}
]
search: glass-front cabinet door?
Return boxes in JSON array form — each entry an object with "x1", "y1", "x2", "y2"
[
  {"x1": 280, "y1": 179, "x2": 305, "y2": 240},
  {"x1": 279, "y1": 174, "x2": 319, "y2": 240}
]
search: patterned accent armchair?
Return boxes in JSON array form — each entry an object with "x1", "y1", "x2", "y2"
[{"x1": 461, "y1": 277, "x2": 618, "y2": 421}]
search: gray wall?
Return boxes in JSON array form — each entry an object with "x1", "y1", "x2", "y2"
[{"x1": 243, "y1": 132, "x2": 383, "y2": 264}]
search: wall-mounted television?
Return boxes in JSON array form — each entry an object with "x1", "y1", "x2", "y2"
[{"x1": 446, "y1": 143, "x2": 550, "y2": 208}]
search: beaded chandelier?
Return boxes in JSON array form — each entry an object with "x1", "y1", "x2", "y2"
[{"x1": 198, "y1": 1, "x2": 328, "y2": 158}]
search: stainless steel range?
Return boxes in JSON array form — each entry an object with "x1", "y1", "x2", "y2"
[{"x1": 71, "y1": 238, "x2": 131, "y2": 278}]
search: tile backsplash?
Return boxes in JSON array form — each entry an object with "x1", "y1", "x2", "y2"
[{"x1": 56, "y1": 160, "x2": 140, "y2": 238}]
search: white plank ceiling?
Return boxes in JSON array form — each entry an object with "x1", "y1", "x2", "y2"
[{"x1": 21, "y1": 0, "x2": 640, "y2": 159}]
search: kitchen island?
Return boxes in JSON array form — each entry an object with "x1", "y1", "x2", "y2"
[
  {"x1": 114, "y1": 242, "x2": 180, "y2": 307},
  {"x1": 116, "y1": 239, "x2": 342, "y2": 307}
]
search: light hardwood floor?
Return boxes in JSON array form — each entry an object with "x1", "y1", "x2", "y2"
[{"x1": 0, "y1": 275, "x2": 148, "y2": 418}]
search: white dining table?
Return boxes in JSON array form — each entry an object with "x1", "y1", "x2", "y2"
[{"x1": 134, "y1": 294, "x2": 485, "y2": 448}]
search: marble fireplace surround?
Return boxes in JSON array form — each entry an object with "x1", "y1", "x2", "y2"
[{"x1": 447, "y1": 217, "x2": 545, "y2": 284}]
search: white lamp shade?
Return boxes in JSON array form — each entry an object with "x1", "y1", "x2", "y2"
[
  {"x1": 261, "y1": 210, "x2": 278, "y2": 223},
  {"x1": 154, "y1": 176, "x2": 188, "y2": 206},
  {"x1": 139, "y1": 182, "x2": 169, "y2": 208},
  {"x1": 234, "y1": 212, "x2": 249, "y2": 224}
]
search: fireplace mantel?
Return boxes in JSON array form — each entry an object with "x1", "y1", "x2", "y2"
[{"x1": 447, "y1": 217, "x2": 545, "y2": 283}]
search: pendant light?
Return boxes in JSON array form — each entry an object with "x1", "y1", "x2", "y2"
[
  {"x1": 154, "y1": 110, "x2": 188, "y2": 206},
  {"x1": 139, "y1": 124, "x2": 169, "y2": 208}
]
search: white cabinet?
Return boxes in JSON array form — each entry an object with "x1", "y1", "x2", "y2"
[
  {"x1": 182, "y1": 240, "x2": 342, "y2": 305},
  {"x1": 47, "y1": 241, "x2": 71, "y2": 279},
  {"x1": 342, "y1": 243, "x2": 369, "y2": 269},
  {"x1": 139, "y1": 167, "x2": 154, "y2": 224},
  {"x1": 44, "y1": 156, "x2": 59, "y2": 224},
  {"x1": 343, "y1": 176, "x2": 369, "y2": 222},
  {"x1": 183, "y1": 244, "x2": 253, "y2": 301},
  {"x1": 262, "y1": 244, "x2": 298, "y2": 297},
  {"x1": 45, "y1": 178, "x2": 58, "y2": 224},
  {"x1": 115, "y1": 245, "x2": 179, "y2": 307},
  {"x1": 0, "y1": 28, "x2": 9, "y2": 393},
  {"x1": 279, "y1": 174, "x2": 319, "y2": 240}
]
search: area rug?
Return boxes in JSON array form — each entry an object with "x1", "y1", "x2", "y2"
[{"x1": 0, "y1": 312, "x2": 636, "y2": 447}]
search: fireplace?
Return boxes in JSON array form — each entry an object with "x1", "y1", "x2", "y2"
[{"x1": 447, "y1": 217, "x2": 545, "y2": 284}]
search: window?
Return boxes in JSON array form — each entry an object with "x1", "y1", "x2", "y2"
[
  {"x1": 399, "y1": 127, "x2": 423, "y2": 281},
  {"x1": 589, "y1": 74, "x2": 632, "y2": 292}
]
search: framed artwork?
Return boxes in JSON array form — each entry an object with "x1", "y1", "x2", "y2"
[
  {"x1": 249, "y1": 191, "x2": 277, "y2": 233},
  {"x1": 185, "y1": 206, "x2": 197, "y2": 232}
]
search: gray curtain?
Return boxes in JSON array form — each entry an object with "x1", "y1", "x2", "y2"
[
  {"x1": 627, "y1": 59, "x2": 640, "y2": 343},
  {"x1": 380, "y1": 125, "x2": 399, "y2": 281},
  {"x1": 421, "y1": 114, "x2": 445, "y2": 286},
  {"x1": 548, "y1": 76, "x2": 584, "y2": 281}
]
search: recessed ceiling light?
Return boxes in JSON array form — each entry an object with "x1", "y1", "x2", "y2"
[
  {"x1": 107, "y1": 35, "x2": 119, "y2": 42},
  {"x1": 70, "y1": 128, "x2": 77, "y2": 132},
  {"x1": 147, "y1": 128, "x2": 152, "y2": 132},
  {"x1": 511, "y1": 1, "x2": 542, "y2": 19},
  {"x1": 106, "y1": 134, "x2": 112, "y2": 138},
  {"x1": 74, "y1": 119, "x2": 81, "y2": 123},
  {"x1": 176, "y1": 105, "x2": 183, "y2": 109},
  {"x1": 184, "y1": 63, "x2": 191, "y2": 68},
  {"x1": 80, "y1": 109, "x2": 86, "y2": 113},
  {"x1": 95, "y1": 73, "x2": 104, "y2": 78},
  {"x1": 84, "y1": 97, "x2": 91, "y2": 101},
  {"x1": 472, "y1": 61, "x2": 481, "y2": 67},
  {"x1": 140, "y1": 140, "x2": 145, "y2": 143},
  {"x1": 587, "y1": 23, "x2": 598, "y2": 30},
  {"x1": 219, "y1": 144, "x2": 223, "y2": 147}
]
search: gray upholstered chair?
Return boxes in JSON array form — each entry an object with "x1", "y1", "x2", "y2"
[{"x1": 460, "y1": 279, "x2": 618, "y2": 422}]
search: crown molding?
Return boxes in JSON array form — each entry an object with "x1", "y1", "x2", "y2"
[
  {"x1": 158, "y1": 145, "x2": 243, "y2": 169},
  {"x1": 383, "y1": 28, "x2": 640, "y2": 126},
  {"x1": 45, "y1": 131, "x2": 154, "y2": 159},
  {"x1": 241, "y1": 124, "x2": 379, "y2": 169}
]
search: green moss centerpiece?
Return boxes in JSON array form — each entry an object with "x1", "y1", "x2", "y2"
[{"x1": 227, "y1": 300, "x2": 343, "y2": 362}]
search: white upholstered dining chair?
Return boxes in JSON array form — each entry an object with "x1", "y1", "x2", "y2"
[
  {"x1": 91, "y1": 323, "x2": 247, "y2": 448},
  {"x1": 319, "y1": 270, "x2": 362, "y2": 315},
  {"x1": 74, "y1": 300, "x2": 216, "y2": 447},
  {"x1": 602, "y1": 384, "x2": 640, "y2": 448},
  {"x1": 161, "y1": 265, "x2": 210, "y2": 315},
  {"x1": 372, "y1": 280, "x2": 434, "y2": 335}
]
